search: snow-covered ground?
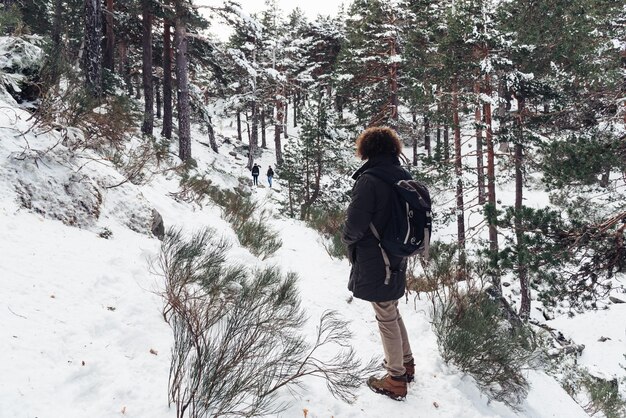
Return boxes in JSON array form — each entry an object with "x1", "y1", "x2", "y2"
[{"x1": 0, "y1": 81, "x2": 623, "y2": 417}]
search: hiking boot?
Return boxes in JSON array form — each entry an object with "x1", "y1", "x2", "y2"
[
  {"x1": 404, "y1": 360, "x2": 415, "y2": 383},
  {"x1": 367, "y1": 374, "x2": 407, "y2": 400},
  {"x1": 381, "y1": 360, "x2": 415, "y2": 383}
]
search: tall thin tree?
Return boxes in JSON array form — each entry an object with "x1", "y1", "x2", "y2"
[
  {"x1": 141, "y1": 0, "x2": 154, "y2": 135},
  {"x1": 162, "y1": 7, "x2": 173, "y2": 139},
  {"x1": 175, "y1": 0, "x2": 191, "y2": 161},
  {"x1": 103, "y1": 0, "x2": 115, "y2": 73},
  {"x1": 83, "y1": 0, "x2": 102, "y2": 97},
  {"x1": 484, "y1": 73, "x2": 500, "y2": 291},
  {"x1": 452, "y1": 81, "x2": 466, "y2": 270}
]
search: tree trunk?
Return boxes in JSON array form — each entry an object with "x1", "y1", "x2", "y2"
[
  {"x1": 475, "y1": 81, "x2": 486, "y2": 205},
  {"x1": 236, "y1": 111, "x2": 242, "y2": 143},
  {"x1": 498, "y1": 74, "x2": 510, "y2": 153},
  {"x1": 83, "y1": 0, "x2": 102, "y2": 98},
  {"x1": 118, "y1": 40, "x2": 132, "y2": 96},
  {"x1": 207, "y1": 115, "x2": 218, "y2": 152},
  {"x1": 412, "y1": 112, "x2": 418, "y2": 166},
  {"x1": 293, "y1": 92, "x2": 298, "y2": 127},
  {"x1": 141, "y1": 0, "x2": 154, "y2": 136},
  {"x1": 283, "y1": 101, "x2": 288, "y2": 139},
  {"x1": 155, "y1": 76, "x2": 161, "y2": 119},
  {"x1": 443, "y1": 124, "x2": 450, "y2": 161},
  {"x1": 389, "y1": 32, "x2": 399, "y2": 128},
  {"x1": 261, "y1": 106, "x2": 267, "y2": 148},
  {"x1": 103, "y1": 0, "x2": 115, "y2": 73},
  {"x1": 52, "y1": 0, "x2": 63, "y2": 51},
  {"x1": 424, "y1": 116, "x2": 431, "y2": 157},
  {"x1": 245, "y1": 110, "x2": 250, "y2": 144},
  {"x1": 436, "y1": 125, "x2": 441, "y2": 161},
  {"x1": 174, "y1": 3, "x2": 191, "y2": 161},
  {"x1": 47, "y1": 0, "x2": 63, "y2": 86},
  {"x1": 516, "y1": 96, "x2": 529, "y2": 319},
  {"x1": 248, "y1": 100, "x2": 259, "y2": 169},
  {"x1": 452, "y1": 83, "x2": 466, "y2": 269},
  {"x1": 134, "y1": 72, "x2": 141, "y2": 99},
  {"x1": 275, "y1": 99, "x2": 284, "y2": 165},
  {"x1": 162, "y1": 16, "x2": 173, "y2": 139},
  {"x1": 484, "y1": 74, "x2": 500, "y2": 292}
]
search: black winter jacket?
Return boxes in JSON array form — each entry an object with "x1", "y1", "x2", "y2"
[{"x1": 342, "y1": 154, "x2": 411, "y2": 302}]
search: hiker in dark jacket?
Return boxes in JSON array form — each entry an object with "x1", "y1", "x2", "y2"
[
  {"x1": 267, "y1": 166, "x2": 274, "y2": 188},
  {"x1": 342, "y1": 126, "x2": 415, "y2": 400},
  {"x1": 251, "y1": 163, "x2": 260, "y2": 186}
]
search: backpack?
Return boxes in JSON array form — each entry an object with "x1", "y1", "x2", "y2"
[{"x1": 364, "y1": 168, "x2": 432, "y2": 283}]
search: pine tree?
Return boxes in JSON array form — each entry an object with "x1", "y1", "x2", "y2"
[{"x1": 337, "y1": 0, "x2": 408, "y2": 127}]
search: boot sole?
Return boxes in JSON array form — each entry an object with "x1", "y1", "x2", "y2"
[{"x1": 367, "y1": 383, "x2": 406, "y2": 401}]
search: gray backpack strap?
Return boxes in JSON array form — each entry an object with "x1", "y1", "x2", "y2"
[{"x1": 370, "y1": 223, "x2": 392, "y2": 284}]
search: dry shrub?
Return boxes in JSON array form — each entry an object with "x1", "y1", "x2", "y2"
[{"x1": 158, "y1": 228, "x2": 379, "y2": 418}]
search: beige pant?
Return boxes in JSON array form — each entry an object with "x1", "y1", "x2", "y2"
[{"x1": 372, "y1": 300, "x2": 413, "y2": 377}]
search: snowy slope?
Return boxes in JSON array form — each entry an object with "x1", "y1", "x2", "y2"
[{"x1": 0, "y1": 90, "x2": 616, "y2": 418}]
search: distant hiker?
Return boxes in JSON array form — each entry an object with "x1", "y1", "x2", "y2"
[
  {"x1": 342, "y1": 126, "x2": 416, "y2": 401},
  {"x1": 267, "y1": 166, "x2": 274, "y2": 188},
  {"x1": 251, "y1": 163, "x2": 260, "y2": 186}
]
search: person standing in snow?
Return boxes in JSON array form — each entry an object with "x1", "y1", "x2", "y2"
[
  {"x1": 267, "y1": 166, "x2": 274, "y2": 188},
  {"x1": 342, "y1": 126, "x2": 415, "y2": 400},
  {"x1": 251, "y1": 163, "x2": 260, "y2": 186}
]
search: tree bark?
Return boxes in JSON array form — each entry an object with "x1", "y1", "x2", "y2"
[
  {"x1": 103, "y1": 0, "x2": 115, "y2": 73},
  {"x1": 245, "y1": 110, "x2": 250, "y2": 145},
  {"x1": 207, "y1": 115, "x2": 218, "y2": 152},
  {"x1": 516, "y1": 96, "x2": 529, "y2": 318},
  {"x1": 155, "y1": 76, "x2": 161, "y2": 119},
  {"x1": 436, "y1": 125, "x2": 441, "y2": 161},
  {"x1": 83, "y1": 0, "x2": 102, "y2": 98},
  {"x1": 141, "y1": 0, "x2": 154, "y2": 136},
  {"x1": 118, "y1": 40, "x2": 132, "y2": 96},
  {"x1": 283, "y1": 101, "x2": 289, "y2": 139},
  {"x1": 275, "y1": 99, "x2": 284, "y2": 165},
  {"x1": 293, "y1": 92, "x2": 298, "y2": 127},
  {"x1": 443, "y1": 124, "x2": 449, "y2": 161},
  {"x1": 134, "y1": 72, "x2": 141, "y2": 99},
  {"x1": 475, "y1": 81, "x2": 486, "y2": 205},
  {"x1": 248, "y1": 101, "x2": 259, "y2": 169},
  {"x1": 236, "y1": 111, "x2": 242, "y2": 143},
  {"x1": 174, "y1": 3, "x2": 191, "y2": 161},
  {"x1": 484, "y1": 74, "x2": 500, "y2": 291},
  {"x1": 388, "y1": 25, "x2": 399, "y2": 128},
  {"x1": 52, "y1": 0, "x2": 63, "y2": 51},
  {"x1": 424, "y1": 116, "x2": 431, "y2": 157},
  {"x1": 162, "y1": 16, "x2": 173, "y2": 139},
  {"x1": 260, "y1": 106, "x2": 267, "y2": 148},
  {"x1": 412, "y1": 112, "x2": 418, "y2": 166},
  {"x1": 47, "y1": 0, "x2": 63, "y2": 86},
  {"x1": 498, "y1": 74, "x2": 510, "y2": 153},
  {"x1": 452, "y1": 82, "x2": 466, "y2": 269}
]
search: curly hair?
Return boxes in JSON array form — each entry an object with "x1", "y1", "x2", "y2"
[{"x1": 355, "y1": 126, "x2": 403, "y2": 160}]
